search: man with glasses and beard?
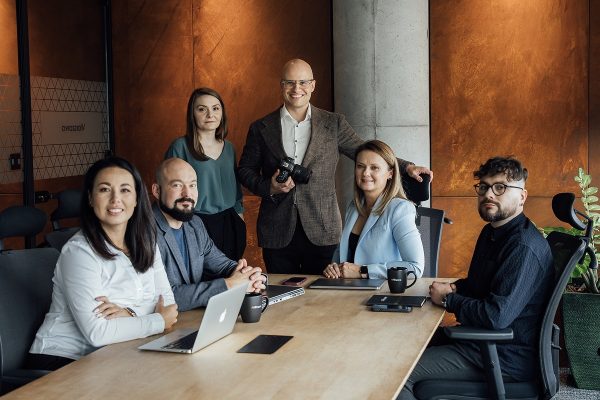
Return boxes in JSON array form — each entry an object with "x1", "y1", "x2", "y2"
[
  {"x1": 151, "y1": 158, "x2": 265, "y2": 311},
  {"x1": 398, "y1": 156, "x2": 554, "y2": 399}
]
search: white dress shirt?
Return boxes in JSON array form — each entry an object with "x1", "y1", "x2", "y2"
[
  {"x1": 280, "y1": 105, "x2": 312, "y2": 165},
  {"x1": 30, "y1": 232, "x2": 175, "y2": 360}
]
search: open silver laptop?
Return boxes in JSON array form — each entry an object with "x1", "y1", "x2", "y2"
[{"x1": 138, "y1": 283, "x2": 247, "y2": 354}]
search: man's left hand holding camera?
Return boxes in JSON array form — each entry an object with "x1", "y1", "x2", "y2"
[{"x1": 270, "y1": 169, "x2": 295, "y2": 194}]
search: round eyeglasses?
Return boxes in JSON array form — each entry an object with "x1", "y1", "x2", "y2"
[
  {"x1": 281, "y1": 79, "x2": 314, "y2": 89},
  {"x1": 474, "y1": 182, "x2": 524, "y2": 196}
]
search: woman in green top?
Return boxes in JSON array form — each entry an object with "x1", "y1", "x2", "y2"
[{"x1": 165, "y1": 87, "x2": 245, "y2": 260}]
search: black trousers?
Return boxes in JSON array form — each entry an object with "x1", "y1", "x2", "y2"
[
  {"x1": 262, "y1": 216, "x2": 337, "y2": 275},
  {"x1": 198, "y1": 207, "x2": 246, "y2": 261},
  {"x1": 24, "y1": 353, "x2": 75, "y2": 371}
]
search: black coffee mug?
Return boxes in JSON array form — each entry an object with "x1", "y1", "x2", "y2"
[
  {"x1": 240, "y1": 292, "x2": 269, "y2": 323},
  {"x1": 387, "y1": 267, "x2": 417, "y2": 293}
]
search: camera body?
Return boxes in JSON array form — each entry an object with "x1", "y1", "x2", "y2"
[{"x1": 275, "y1": 157, "x2": 312, "y2": 184}]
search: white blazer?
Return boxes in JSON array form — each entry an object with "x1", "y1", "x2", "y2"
[{"x1": 333, "y1": 197, "x2": 425, "y2": 279}]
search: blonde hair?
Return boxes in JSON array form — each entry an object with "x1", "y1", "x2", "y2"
[{"x1": 353, "y1": 140, "x2": 407, "y2": 216}]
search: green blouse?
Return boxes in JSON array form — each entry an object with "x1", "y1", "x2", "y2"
[{"x1": 165, "y1": 137, "x2": 243, "y2": 214}]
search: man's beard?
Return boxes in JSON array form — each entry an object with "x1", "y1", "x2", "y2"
[
  {"x1": 478, "y1": 200, "x2": 518, "y2": 223},
  {"x1": 159, "y1": 197, "x2": 195, "y2": 222}
]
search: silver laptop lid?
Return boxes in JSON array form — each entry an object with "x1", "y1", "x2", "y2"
[{"x1": 191, "y1": 282, "x2": 248, "y2": 352}]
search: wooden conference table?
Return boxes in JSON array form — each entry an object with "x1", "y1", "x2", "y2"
[{"x1": 5, "y1": 275, "x2": 450, "y2": 400}]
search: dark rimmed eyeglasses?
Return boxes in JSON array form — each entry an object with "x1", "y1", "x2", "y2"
[
  {"x1": 281, "y1": 79, "x2": 314, "y2": 88},
  {"x1": 474, "y1": 182, "x2": 524, "y2": 196}
]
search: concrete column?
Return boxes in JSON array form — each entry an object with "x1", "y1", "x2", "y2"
[{"x1": 333, "y1": 0, "x2": 430, "y2": 210}]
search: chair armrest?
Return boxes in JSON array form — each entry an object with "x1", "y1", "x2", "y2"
[{"x1": 444, "y1": 326, "x2": 514, "y2": 342}]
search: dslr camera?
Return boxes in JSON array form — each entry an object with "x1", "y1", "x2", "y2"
[{"x1": 275, "y1": 157, "x2": 312, "y2": 184}]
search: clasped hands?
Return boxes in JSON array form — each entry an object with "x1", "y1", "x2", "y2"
[
  {"x1": 225, "y1": 258, "x2": 266, "y2": 293},
  {"x1": 323, "y1": 262, "x2": 361, "y2": 279},
  {"x1": 428, "y1": 281, "x2": 456, "y2": 307}
]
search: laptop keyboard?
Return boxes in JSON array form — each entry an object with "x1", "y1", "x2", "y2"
[{"x1": 162, "y1": 331, "x2": 198, "y2": 350}]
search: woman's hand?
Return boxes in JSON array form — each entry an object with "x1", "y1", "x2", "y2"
[
  {"x1": 94, "y1": 296, "x2": 130, "y2": 319},
  {"x1": 323, "y1": 263, "x2": 341, "y2": 278},
  {"x1": 155, "y1": 295, "x2": 178, "y2": 330},
  {"x1": 339, "y1": 262, "x2": 361, "y2": 278}
]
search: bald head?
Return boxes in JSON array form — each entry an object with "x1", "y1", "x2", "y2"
[
  {"x1": 280, "y1": 59, "x2": 316, "y2": 120},
  {"x1": 156, "y1": 158, "x2": 195, "y2": 187},
  {"x1": 281, "y1": 59, "x2": 313, "y2": 80}
]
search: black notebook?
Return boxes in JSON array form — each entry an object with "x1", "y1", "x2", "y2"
[{"x1": 366, "y1": 295, "x2": 427, "y2": 307}]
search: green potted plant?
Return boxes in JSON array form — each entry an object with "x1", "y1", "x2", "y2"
[{"x1": 543, "y1": 168, "x2": 600, "y2": 390}]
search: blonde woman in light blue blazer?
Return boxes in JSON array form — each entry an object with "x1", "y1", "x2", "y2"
[{"x1": 323, "y1": 140, "x2": 424, "y2": 280}]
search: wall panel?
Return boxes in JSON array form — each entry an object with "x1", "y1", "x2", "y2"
[{"x1": 430, "y1": 0, "x2": 589, "y2": 276}]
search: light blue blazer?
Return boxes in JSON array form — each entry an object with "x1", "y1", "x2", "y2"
[{"x1": 333, "y1": 197, "x2": 425, "y2": 279}]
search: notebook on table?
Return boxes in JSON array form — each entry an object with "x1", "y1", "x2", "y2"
[
  {"x1": 266, "y1": 285, "x2": 305, "y2": 304},
  {"x1": 366, "y1": 295, "x2": 428, "y2": 307},
  {"x1": 138, "y1": 283, "x2": 247, "y2": 354},
  {"x1": 308, "y1": 278, "x2": 386, "y2": 290}
]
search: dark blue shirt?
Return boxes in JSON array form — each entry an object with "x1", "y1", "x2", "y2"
[
  {"x1": 170, "y1": 226, "x2": 190, "y2": 277},
  {"x1": 446, "y1": 213, "x2": 554, "y2": 380}
]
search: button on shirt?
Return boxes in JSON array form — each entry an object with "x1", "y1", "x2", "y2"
[{"x1": 280, "y1": 105, "x2": 312, "y2": 165}]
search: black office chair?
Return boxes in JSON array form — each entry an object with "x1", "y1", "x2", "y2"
[
  {"x1": 413, "y1": 192, "x2": 591, "y2": 400},
  {"x1": 403, "y1": 173, "x2": 449, "y2": 277},
  {"x1": 0, "y1": 206, "x2": 60, "y2": 394},
  {"x1": 45, "y1": 189, "x2": 82, "y2": 251},
  {"x1": 0, "y1": 206, "x2": 47, "y2": 252}
]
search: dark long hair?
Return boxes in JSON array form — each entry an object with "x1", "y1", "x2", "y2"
[
  {"x1": 80, "y1": 157, "x2": 157, "y2": 273},
  {"x1": 185, "y1": 87, "x2": 228, "y2": 161}
]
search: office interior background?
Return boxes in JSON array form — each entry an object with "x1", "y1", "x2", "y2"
[{"x1": 0, "y1": 0, "x2": 598, "y2": 283}]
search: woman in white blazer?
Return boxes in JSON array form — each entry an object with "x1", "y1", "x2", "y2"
[{"x1": 323, "y1": 140, "x2": 424, "y2": 280}]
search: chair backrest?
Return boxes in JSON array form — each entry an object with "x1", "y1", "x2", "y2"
[
  {"x1": 0, "y1": 206, "x2": 47, "y2": 251},
  {"x1": 402, "y1": 173, "x2": 430, "y2": 206},
  {"x1": 415, "y1": 207, "x2": 445, "y2": 278},
  {"x1": 50, "y1": 189, "x2": 82, "y2": 230},
  {"x1": 0, "y1": 248, "x2": 59, "y2": 379},
  {"x1": 539, "y1": 231, "x2": 587, "y2": 398}
]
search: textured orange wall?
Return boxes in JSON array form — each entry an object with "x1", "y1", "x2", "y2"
[
  {"x1": 0, "y1": 0, "x2": 18, "y2": 74},
  {"x1": 112, "y1": 0, "x2": 332, "y2": 267},
  {"x1": 430, "y1": 0, "x2": 589, "y2": 278},
  {"x1": 28, "y1": 0, "x2": 105, "y2": 80},
  {"x1": 591, "y1": 0, "x2": 600, "y2": 178}
]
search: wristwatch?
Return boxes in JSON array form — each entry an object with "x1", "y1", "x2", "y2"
[
  {"x1": 441, "y1": 296, "x2": 448, "y2": 309},
  {"x1": 360, "y1": 265, "x2": 369, "y2": 279},
  {"x1": 125, "y1": 307, "x2": 137, "y2": 317}
]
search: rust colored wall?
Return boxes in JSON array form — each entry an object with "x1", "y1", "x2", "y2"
[
  {"x1": 112, "y1": 0, "x2": 332, "y2": 268},
  {"x1": 0, "y1": 0, "x2": 18, "y2": 74},
  {"x1": 28, "y1": 0, "x2": 105, "y2": 80},
  {"x1": 591, "y1": 0, "x2": 600, "y2": 178},
  {"x1": 430, "y1": 0, "x2": 589, "y2": 278}
]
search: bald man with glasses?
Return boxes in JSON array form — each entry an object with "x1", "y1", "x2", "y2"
[
  {"x1": 238, "y1": 58, "x2": 432, "y2": 275},
  {"x1": 399, "y1": 156, "x2": 554, "y2": 399}
]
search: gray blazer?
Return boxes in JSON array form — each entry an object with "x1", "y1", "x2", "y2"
[
  {"x1": 238, "y1": 105, "x2": 412, "y2": 249},
  {"x1": 152, "y1": 203, "x2": 237, "y2": 311}
]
